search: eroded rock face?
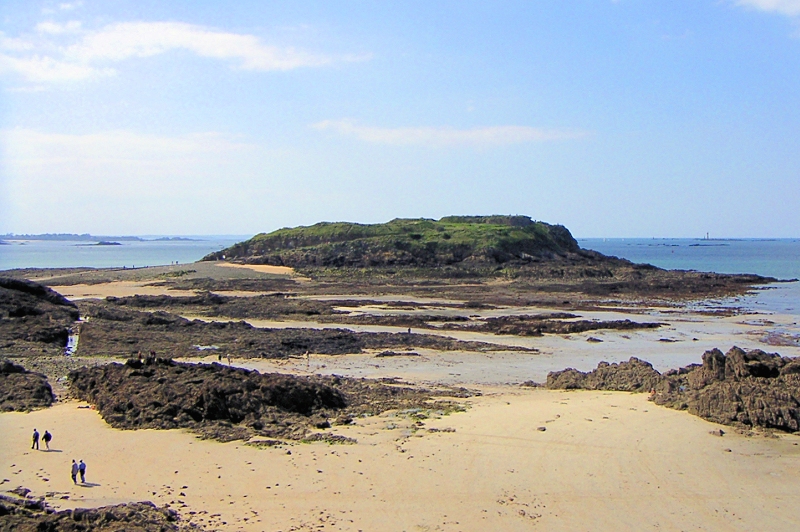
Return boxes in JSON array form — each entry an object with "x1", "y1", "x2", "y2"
[
  {"x1": 69, "y1": 359, "x2": 347, "y2": 441},
  {"x1": 546, "y1": 357, "x2": 663, "y2": 393},
  {"x1": 0, "y1": 495, "x2": 191, "y2": 531},
  {"x1": 0, "y1": 359, "x2": 54, "y2": 412},
  {"x1": 654, "y1": 347, "x2": 800, "y2": 432},
  {"x1": 545, "y1": 347, "x2": 800, "y2": 433},
  {"x1": 0, "y1": 278, "x2": 78, "y2": 354},
  {"x1": 68, "y1": 359, "x2": 470, "y2": 442}
]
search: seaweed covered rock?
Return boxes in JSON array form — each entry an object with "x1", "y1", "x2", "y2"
[
  {"x1": 75, "y1": 302, "x2": 532, "y2": 358},
  {"x1": 0, "y1": 495, "x2": 193, "y2": 531},
  {"x1": 546, "y1": 357, "x2": 663, "y2": 392},
  {"x1": 68, "y1": 358, "x2": 471, "y2": 442},
  {"x1": 69, "y1": 359, "x2": 346, "y2": 440},
  {"x1": 654, "y1": 347, "x2": 800, "y2": 432},
  {"x1": 0, "y1": 277, "x2": 78, "y2": 354},
  {"x1": 0, "y1": 359, "x2": 54, "y2": 411}
]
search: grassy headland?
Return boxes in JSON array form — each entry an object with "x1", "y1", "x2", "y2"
[{"x1": 202, "y1": 215, "x2": 580, "y2": 268}]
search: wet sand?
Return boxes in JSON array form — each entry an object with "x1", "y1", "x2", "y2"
[
  {"x1": 214, "y1": 262, "x2": 298, "y2": 276},
  {"x1": 181, "y1": 307, "x2": 800, "y2": 385},
  {"x1": 2, "y1": 391, "x2": 799, "y2": 531},
  {"x1": 49, "y1": 281, "x2": 199, "y2": 300}
]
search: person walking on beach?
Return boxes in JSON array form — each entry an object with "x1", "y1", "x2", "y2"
[
  {"x1": 31, "y1": 429, "x2": 39, "y2": 450},
  {"x1": 71, "y1": 460, "x2": 78, "y2": 484},
  {"x1": 78, "y1": 460, "x2": 86, "y2": 483},
  {"x1": 43, "y1": 430, "x2": 52, "y2": 450}
]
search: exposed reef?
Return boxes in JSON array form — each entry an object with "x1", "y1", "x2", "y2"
[
  {"x1": 0, "y1": 495, "x2": 195, "y2": 531},
  {"x1": 75, "y1": 302, "x2": 534, "y2": 358},
  {"x1": 97, "y1": 294, "x2": 662, "y2": 337},
  {"x1": 0, "y1": 359, "x2": 54, "y2": 411},
  {"x1": 546, "y1": 347, "x2": 800, "y2": 432},
  {"x1": 69, "y1": 358, "x2": 471, "y2": 442},
  {"x1": 0, "y1": 277, "x2": 79, "y2": 355}
]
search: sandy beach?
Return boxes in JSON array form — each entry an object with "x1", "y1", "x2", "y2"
[
  {"x1": 3, "y1": 389, "x2": 799, "y2": 531},
  {"x1": 5, "y1": 265, "x2": 800, "y2": 530}
]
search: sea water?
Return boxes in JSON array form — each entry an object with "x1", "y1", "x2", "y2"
[
  {"x1": 578, "y1": 238, "x2": 800, "y2": 280},
  {"x1": 0, "y1": 236, "x2": 247, "y2": 270},
  {"x1": 579, "y1": 238, "x2": 800, "y2": 316}
]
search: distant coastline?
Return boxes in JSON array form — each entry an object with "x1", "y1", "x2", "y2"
[{"x1": 2, "y1": 233, "x2": 201, "y2": 242}]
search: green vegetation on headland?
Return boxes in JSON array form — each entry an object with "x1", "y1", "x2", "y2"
[
  {"x1": 200, "y1": 215, "x2": 774, "y2": 294},
  {"x1": 202, "y1": 215, "x2": 580, "y2": 268}
]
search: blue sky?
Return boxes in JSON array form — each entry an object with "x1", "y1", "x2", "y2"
[{"x1": 1, "y1": 0, "x2": 798, "y2": 237}]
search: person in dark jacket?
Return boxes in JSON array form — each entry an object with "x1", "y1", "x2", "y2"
[
  {"x1": 42, "y1": 430, "x2": 52, "y2": 450},
  {"x1": 71, "y1": 460, "x2": 78, "y2": 484},
  {"x1": 31, "y1": 429, "x2": 39, "y2": 450},
  {"x1": 78, "y1": 460, "x2": 86, "y2": 483}
]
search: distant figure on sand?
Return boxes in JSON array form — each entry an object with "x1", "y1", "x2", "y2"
[
  {"x1": 78, "y1": 460, "x2": 86, "y2": 483},
  {"x1": 71, "y1": 460, "x2": 78, "y2": 484},
  {"x1": 43, "y1": 430, "x2": 52, "y2": 450},
  {"x1": 31, "y1": 429, "x2": 39, "y2": 450}
]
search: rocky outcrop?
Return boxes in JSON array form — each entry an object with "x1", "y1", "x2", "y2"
[
  {"x1": 0, "y1": 278, "x2": 78, "y2": 354},
  {"x1": 453, "y1": 316, "x2": 662, "y2": 337},
  {"x1": 0, "y1": 359, "x2": 54, "y2": 411},
  {"x1": 654, "y1": 347, "x2": 800, "y2": 432},
  {"x1": 69, "y1": 359, "x2": 347, "y2": 441},
  {"x1": 0, "y1": 495, "x2": 192, "y2": 531},
  {"x1": 68, "y1": 359, "x2": 471, "y2": 442},
  {"x1": 545, "y1": 347, "x2": 800, "y2": 433},
  {"x1": 546, "y1": 357, "x2": 663, "y2": 392}
]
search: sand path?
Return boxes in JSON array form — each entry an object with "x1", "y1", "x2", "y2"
[
  {"x1": 2, "y1": 390, "x2": 799, "y2": 531},
  {"x1": 49, "y1": 281, "x2": 199, "y2": 300}
]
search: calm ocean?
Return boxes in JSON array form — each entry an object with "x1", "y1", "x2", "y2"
[
  {"x1": 0, "y1": 236, "x2": 247, "y2": 270},
  {"x1": 580, "y1": 238, "x2": 800, "y2": 315}
]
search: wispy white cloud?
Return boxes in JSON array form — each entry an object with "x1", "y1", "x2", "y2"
[
  {"x1": 312, "y1": 120, "x2": 589, "y2": 146},
  {"x1": 36, "y1": 21, "x2": 83, "y2": 35},
  {"x1": 735, "y1": 0, "x2": 800, "y2": 17},
  {"x1": 0, "y1": 21, "x2": 368, "y2": 84},
  {"x1": 65, "y1": 22, "x2": 345, "y2": 70},
  {"x1": 0, "y1": 54, "x2": 112, "y2": 82},
  {"x1": 59, "y1": 1, "x2": 84, "y2": 10}
]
